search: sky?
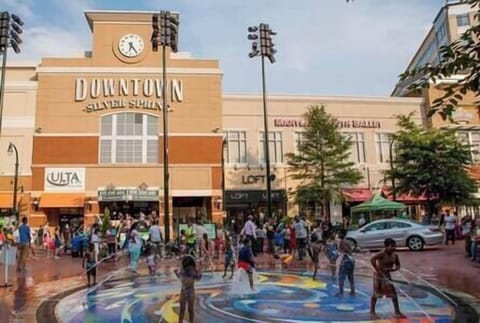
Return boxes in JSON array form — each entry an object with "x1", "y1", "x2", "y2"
[{"x1": 0, "y1": 0, "x2": 446, "y2": 96}]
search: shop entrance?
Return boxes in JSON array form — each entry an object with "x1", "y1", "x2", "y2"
[{"x1": 172, "y1": 196, "x2": 212, "y2": 228}]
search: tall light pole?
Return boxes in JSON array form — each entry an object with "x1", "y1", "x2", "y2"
[
  {"x1": 151, "y1": 11, "x2": 179, "y2": 242},
  {"x1": 248, "y1": 23, "x2": 277, "y2": 219},
  {"x1": 0, "y1": 12, "x2": 23, "y2": 135},
  {"x1": 7, "y1": 142, "x2": 19, "y2": 221},
  {"x1": 389, "y1": 137, "x2": 397, "y2": 201},
  {"x1": 221, "y1": 138, "x2": 227, "y2": 220}
]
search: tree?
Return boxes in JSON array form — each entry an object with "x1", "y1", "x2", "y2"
[
  {"x1": 385, "y1": 114, "x2": 477, "y2": 215},
  {"x1": 286, "y1": 105, "x2": 363, "y2": 220},
  {"x1": 400, "y1": 0, "x2": 480, "y2": 119}
]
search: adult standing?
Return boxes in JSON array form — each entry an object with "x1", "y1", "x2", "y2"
[
  {"x1": 294, "y1": 216, "x2": 308, "y2": 260},
  {"x1": 444, "y1": 210, "x2": 457, "y2": 245},
  {"x1": 240, "y1": 215, "x2": 257, "y2": 256},
  {"x1": 195, "y1": 220, "x2": 207, "y2": 257},
  {"x1": 149, "y1": 219, "x2": 163, "y2": 257},
  {"x1": 185, "y1": 220, "x2": 197, "y2": 256},
  {"x1": 90, "y1": 226, "x2": 100, "y2": 262},
  {"x1": 17, "y1": 217, "x2": 31, "y2": 272}
]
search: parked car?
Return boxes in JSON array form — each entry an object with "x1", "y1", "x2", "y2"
[{"x1": 346, "y1": 218, "x2": 444, "y2": 251}]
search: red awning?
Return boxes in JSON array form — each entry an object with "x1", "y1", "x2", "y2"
[
  {"x1": 342, "y1": 189, "x2": 372, "y2": 202},
  {"x1": 381, "y1": 188, "x2": 427, "y2": 202}
]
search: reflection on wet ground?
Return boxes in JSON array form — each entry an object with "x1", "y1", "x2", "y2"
[
  {"x1": 42, "y1": 270, "x2": 456, "y2": 323},
  {"x1": 0, "y1": 244, "x2": 478, "y2": 322}
]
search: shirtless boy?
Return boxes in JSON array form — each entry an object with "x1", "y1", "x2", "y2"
[{"x1": 370, "y1": 238, "x2": 406, "y2": 319}]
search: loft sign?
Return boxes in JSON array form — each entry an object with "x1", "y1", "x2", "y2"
[
  {"x1": 75, "y1": 78, "x2": 184, "y2": 113},
  {"x1": 45, "y1": 168, "x2": 85, "y2": 192},
  {"x1": 242, "y1": 174, "x2": 276, "y2": 185}
]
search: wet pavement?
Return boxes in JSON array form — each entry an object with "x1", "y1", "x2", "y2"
[{"x1": 0, "y1": 243, "x2": 478, "y2": 322}]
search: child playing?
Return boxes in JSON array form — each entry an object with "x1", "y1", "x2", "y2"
[
  {"x1": 146, "y1": 247, "x2": 157, "y2": 276},
  {"x1": 337, "y1": 230, "x2": 355, "y2": 297},
  {"x1": 174, "y1": 256, "x2": 202, "y2": 323},
  {"x1": 223, "y1": 237, "x2": 235, "y2": 279},
  {"x1": 238, "y1": 238, "x2": 256, "y2": 291},
  {"x1": 201, "y1": 233, "x2": 215, "y2": 271},
  {"x1": 179, "y1": 229, "x2": 187, "y2": 256},
  {"x1": 309, "y1": 234, "x2": 323, "y2": 280},
  {"x1": 370, "y1": 238, "x2": 406, "y2": 319},
  {"x1": 83, "y1": 243, "x2": 97, "y2": 287},
  {"x1": 325, "y1": 234, "x2": 339, "y2": 278}
]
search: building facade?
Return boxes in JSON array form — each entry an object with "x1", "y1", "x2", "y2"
[
  {"x1": 392, "y1": 0, "x2": 480, "y2": 215},
  {"x1": 0, "y1": 11, "x2": 225, "y2": 230},
  {"x1": 222, "y1": 94, "x2": 424, "y2": 226}
]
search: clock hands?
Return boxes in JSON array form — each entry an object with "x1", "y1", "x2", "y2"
[{"x1": 128, "y1": 42, "x2": 138, "y2": 54}]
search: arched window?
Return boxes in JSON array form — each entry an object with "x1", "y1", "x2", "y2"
[{"x1": 99, "y1": 113, "x2": 158, "y2": 164}]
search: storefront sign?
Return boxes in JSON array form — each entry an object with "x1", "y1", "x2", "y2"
[
  {"x1": 225, "y1": 190, "x2": 286, "y2": 203},
  {"x1": 127, "y1": 190, "x2": 159, "y2": 201},
  {"x1": 98, "y1": 189, "x2": 127, "y2": 202},
  {"x1": 241, "y1": 174, "x2": 276, "y2": 185},
  {"x1": 274, "y1": 119, "x2": 381, "y2": 129},
  {"x1": 45, "y1": 168, "x2": 85, "y2": 192},
  {"x1": 75, "y1": 78, "x2": 184, "y2": 113}
]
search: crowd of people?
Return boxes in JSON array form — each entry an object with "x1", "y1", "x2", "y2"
[{"x1": 5, "y1": 209, "x2": 480, "y2": 322}]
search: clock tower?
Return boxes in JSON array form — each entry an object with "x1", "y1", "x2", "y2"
[{"x1": 84, "y1": 11, "x2": 175, "y2": 66}]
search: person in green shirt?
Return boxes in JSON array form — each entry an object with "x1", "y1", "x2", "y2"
[{"x1": 185, "y1": 220, "x2": 196, "y2": 256}]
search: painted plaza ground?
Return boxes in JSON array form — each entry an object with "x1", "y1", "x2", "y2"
[{"x1": 0, "y1": 243, "x2": 479, "y2": 322}]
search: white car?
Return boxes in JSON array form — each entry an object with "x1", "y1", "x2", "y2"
[{"x1": 346, "y1": 218, "x2": 444, "y2": 251}]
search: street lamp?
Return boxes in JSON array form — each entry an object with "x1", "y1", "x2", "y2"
[
  {"x1": 0, "y1": 12, "x2": 23, "y2": 135},
  {"x1": 7, "y1": 142, "x2": 18, "y2": 221},
  {"x1": 389, "y1": 137, "x2": 397, "y2": 201},
  {"x1": 221, "y1": 138, "x2": 227, "y2": 217},
  {"x1": 248, "y1": 23, "x2": 277, "y2": 219},
  {"x1": 151, "y1": 11, "x2": 179, "y2": 242}
]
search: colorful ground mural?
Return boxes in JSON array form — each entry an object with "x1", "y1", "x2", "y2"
[{"x1": 53, "y1": 271, "x2": 454, "y2": 323}]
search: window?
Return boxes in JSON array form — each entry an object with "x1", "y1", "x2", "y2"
[
  {"x1": 225, "y1": 130, "x2": 247, "y2": 164},
  {"x1": 375, "y1": 133, "x2": 393, "y2": 163},
  {"x1": 363, "y1": 222, "x2": 388, "y2": 232},
  {"x1": 458, "y1": 131, "x2": 480, "y2": 162},
  {"x1": 457, "y1": 14, "x2": 470, "y2": 27},
  {"x1": 344, "y1": 132, "x2": 366, "y2": 163},
  {"x1": 260, "y1": 131, "x2": 283, "y2": 164},
  {"x1": 100, "y1": 113, "x2": 158, "y2": 164},
  {"x1": 388, "y1": 221, "x2": 412, "y2": 229},
  {"x1": 294, "y1": 131, "x2": 306, "y2": 154},
  {"x1": 436, "y1": 24, "x2": 447, "y2": 46}
]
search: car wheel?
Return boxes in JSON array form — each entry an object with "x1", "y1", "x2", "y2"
[
  {"x1": 346, "y1": 238, "x2": 357, "y2": 250},
  {"x1": 407, "y1": 236, "x2": 424, "y2": 251}
]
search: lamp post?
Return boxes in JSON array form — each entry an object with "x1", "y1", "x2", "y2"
[
  {"x1": 0, "y1": 12, "x2": 23, "y2": 135},
  {"x1": 389, "y1": 137, "x2": 397, "y2": 201},
  {"x1": 7, "y1": 142, "x2": 18, "y2": 221},
  {"x1": 221, "y1": 138, "x2": 227, "y2": 219},
  {"x1": 248, "y1": 23, "x2": 277, "y2": 219},
  {"x1": 151, "y1": 11, "x2": 179, "y2": 242}
]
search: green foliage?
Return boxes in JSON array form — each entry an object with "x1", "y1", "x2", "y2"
[
  {"x1": 400, "y1": 0, "x2": 480, "y2": 119},
  {"x1": 384, "y1": 114, "x2": 477, "y2": 211},
  {"x1": 101, "y1": 207, "x2": 112, "y2": 235},
  {"x1": 286, "y1": 105, "x2": 363, "y2": 219}
]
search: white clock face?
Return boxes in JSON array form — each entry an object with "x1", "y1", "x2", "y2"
[{"x1": 118, "y1": 34, "x2": 144, "y2": 57}]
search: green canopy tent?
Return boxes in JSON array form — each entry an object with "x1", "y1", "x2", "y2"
[{"x1": 350, "y1": 193, "x2": 406, "y2": 226}]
